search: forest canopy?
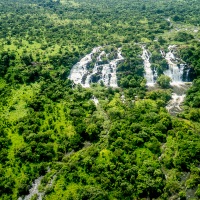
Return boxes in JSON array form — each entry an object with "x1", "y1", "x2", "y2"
[{"x1": 0, "y1": 0, "x2": 200, "y2": 200}]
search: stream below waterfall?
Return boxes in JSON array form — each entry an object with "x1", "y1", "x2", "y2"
[
  {"x1": 166, "y1": 83, "x2": 192, "y2": 115},
  {"x1": 18, "y1": 176, "x2": 44, "y2": 200},
  {"x1": 166, "y1": 93, "x2": 186, "y2": 115},
  {"x1": 18, "y1": 172, "x2": 56, "y2": 200}
]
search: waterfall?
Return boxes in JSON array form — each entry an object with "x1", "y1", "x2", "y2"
[
  {"x1": 160, "y1": 49, "x2": 165, "y2": 57},
  {"x1": 164, "y1": 45, "x2": 187, "y2": 85},
  {"x1": 108, "y1": 48, "x2": 124, "y2": 87},
  {"x1": 141, "y1": 46, "x2": 155, "y2": 86},
  {"x1": 69, "y1": 47, "x2": 124, "y2": 87},
  {"x1": 91, "y1": 95, "x2": 99, "y2": 106},
  {"x1": 68, "y1": 47, "x2": 101, "y2": 86},
  {"x1": 101, "y1": 64, "x2": 112, "y2": 86},
  {"x1": 185, "y1": 68, "x2": 190, "y2": 82}
]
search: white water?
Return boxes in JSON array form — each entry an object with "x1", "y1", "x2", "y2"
[
  {"x1": 141, "y1": 46, "x2": 155, "y2": 86},
  {"x1": 164, "y1": 45, "x2": 186, "y2": 86},
  {"x1": 160, "y1": 49, "x2": 165, "y2": 57},
  {"x1": 121, "y1": 94, "x2": 125, "y2": 103},
  {"x1": 68, "y1": 47, "x2": 101, "y2": 86},
  {"x1": 142, "y1": 45, "x2": 190, "y2": 87},
  {"x1": 69, "y1": 47, "x2": 124, "y2": 87},
  {"x1": 91, "y1": 95, "x2": 99, "y2": 106},
  {"x1": 166, "y1": 93, "x2": 186, "y2": 115}
]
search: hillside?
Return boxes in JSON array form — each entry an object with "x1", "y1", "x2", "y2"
[{"x1": 0, "y1": 0, "x2": 200, "y2": 199}]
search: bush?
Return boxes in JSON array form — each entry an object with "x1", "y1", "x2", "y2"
[{"x1": 157, "y1": 75, "x2": 171, "y2": 88}]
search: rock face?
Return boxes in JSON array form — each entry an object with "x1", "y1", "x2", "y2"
[{"x1": 69, "y1": 47, "x2": 124, "y2": 87}]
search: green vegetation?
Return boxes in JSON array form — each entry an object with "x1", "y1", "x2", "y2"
[
  {"x1": 157, "y1": 75, "x2": 171, "y2": 88},
  {"x1": 174, "y1": 32, "x2": 194, "y2": 42},
  {"x1": 0, "y1": 0, "x2": 200, "y2": 199}
]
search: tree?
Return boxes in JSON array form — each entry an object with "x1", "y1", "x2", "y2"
[
  {"x1": 158, "y1": 36, "x2": 166, "y2": 45},
  {"x1": 21, "y1": 54, "x2": 33, "y2": 66},
  {"x1": 157, "y1": 75, "x2": 171, "y2": 88},
  {"x1": 174, "y1": 32, "x2": 194, "y2": 42},
  {"x1": 86, "y1": 123, "x2": 99, "y2": 141}
]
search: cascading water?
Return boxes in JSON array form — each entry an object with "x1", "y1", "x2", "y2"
[
  {"x1": 141, "y1": 46, "x2": 155, "y2": 86},
  {"x1": 68, "y1": 47, "x2": 101, "y2": 86},
  {"x1": 166, "y1": 93, "x2": 186, "y2": 115},
  {"x1": 91, "y1": 95, "x2": 99, "y2": 106},
  {"x1": 185, "y1": 68, "x2": 190, "y2": 82},
  {"x1": 164, "y1": 45, "x2": 187, "y2": 85},
  {"x1": 69, "y1": 47, "x2": 124, "y2": 87},
  {"x1": 160, "y1": 49, "x2": 165, "y2": 57}
]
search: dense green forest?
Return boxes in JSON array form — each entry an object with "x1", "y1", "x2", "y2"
[{"x1": 0, "y1": 0, "x2": 200, "y2": 199}]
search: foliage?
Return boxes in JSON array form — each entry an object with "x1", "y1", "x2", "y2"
[
  {"x1": 174, "y1": 32, "x2": 194, "y2": 42},
  {"x1": 0, "y1": 0, "x2": 200, "y2": 200},
  {"x1": 157, "y1": 75, "x2": 171, "y2": 88}
]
